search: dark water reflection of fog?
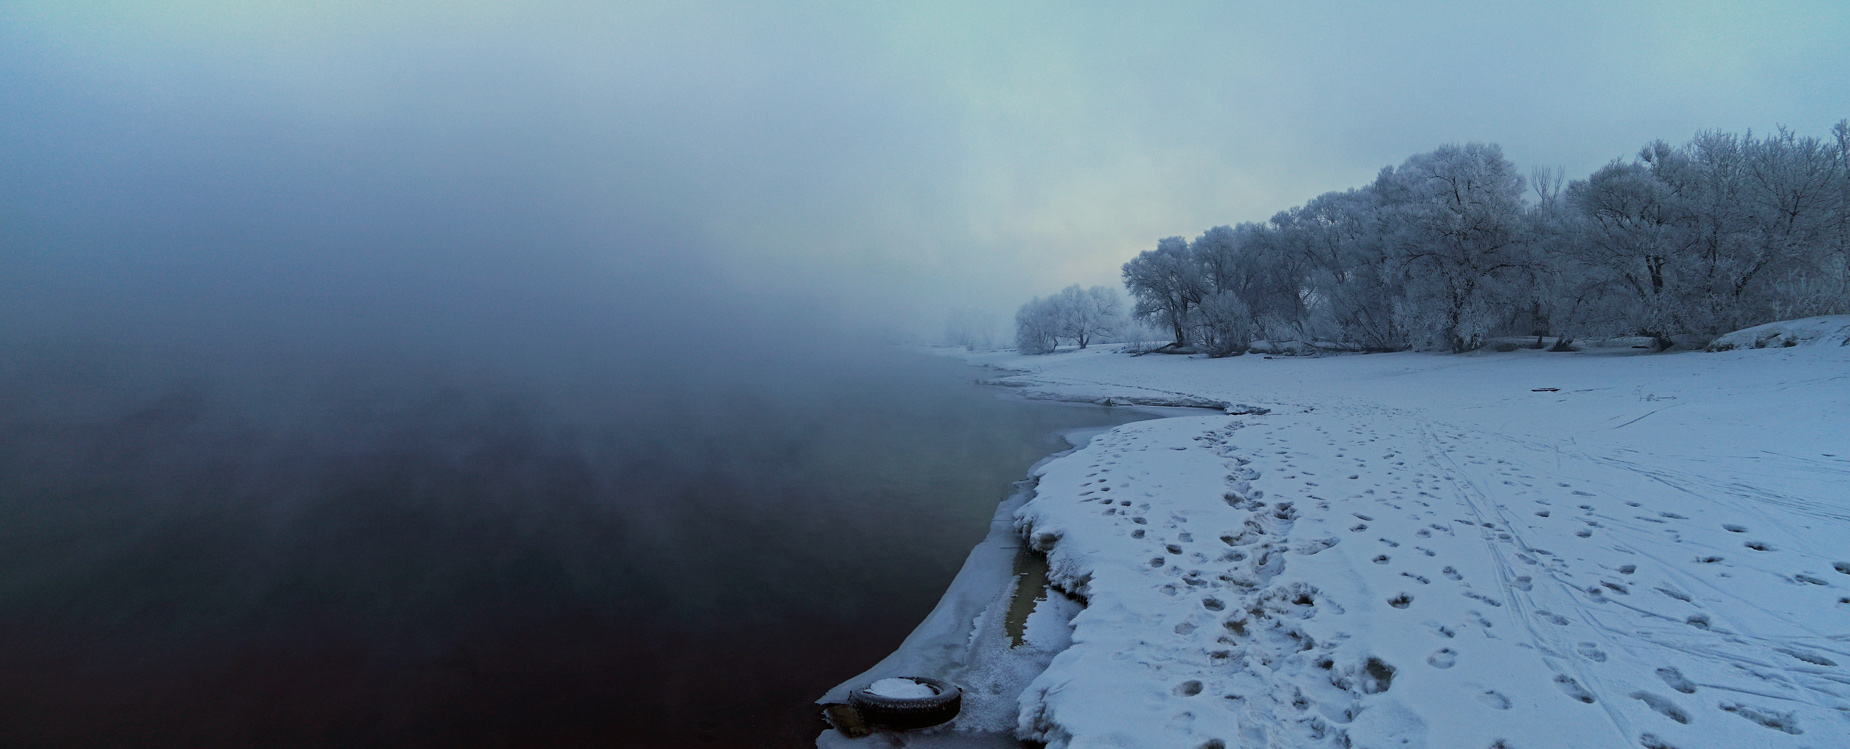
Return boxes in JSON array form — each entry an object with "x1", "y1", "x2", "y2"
[{"x1": 0, "y1": 350, "x2": 1147, "y2": 747}]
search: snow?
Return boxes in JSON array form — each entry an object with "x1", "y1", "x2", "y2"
[
  {"x1": 1707, "y1": 314, "x2": 1850, "y2": 351},
  {"x1": 851, "y1": 319, "x2": 1850, "y2": 748},
  {"x1": 817, "y1": 428, "x2": 1119, "y2": 749},
  {"x1": 868, "y1": 678, "x2": 938, "y2": 699}
]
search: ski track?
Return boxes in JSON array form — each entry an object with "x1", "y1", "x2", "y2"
[{"x1": 968, "y1": 339, "x2": 1850, "y2": 749}]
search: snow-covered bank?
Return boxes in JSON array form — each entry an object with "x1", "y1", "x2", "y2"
[
  {"x1": 835, "y1": 320, "x2": 1848, "y2": 748},
  {"x1": 964, "y1": 323, "x2": 1850, "y2": 748},
  {"x1": 816, "y1": 426, "x2": 1118, "y2": 749}
]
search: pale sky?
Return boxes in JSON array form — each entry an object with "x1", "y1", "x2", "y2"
[{"x1": 5, "y1": 1, "x2": 1847, "y2": 340}]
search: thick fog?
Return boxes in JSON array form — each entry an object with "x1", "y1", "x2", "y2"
[{"x1": 8, "y1": 3, "x2": 1847, "y2": 331}]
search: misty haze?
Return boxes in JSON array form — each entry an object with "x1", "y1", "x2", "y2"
[{"x1": 4, "y1": 3, "x2": 1848, "y2": 748}]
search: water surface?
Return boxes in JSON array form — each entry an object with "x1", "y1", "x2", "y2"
[{"x1": 0, "y1": 349, "x2": 1146, "y2": 746}]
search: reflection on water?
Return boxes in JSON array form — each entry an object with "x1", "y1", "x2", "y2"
[
  {"x1": 1003, "y1": 547, "x2": 1053, "y2": 649},
  {"x1": 0, "y1": 351, "x2": 1146, "y2": 746}
]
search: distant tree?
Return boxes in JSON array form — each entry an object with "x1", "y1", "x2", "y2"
[
  {"x1": 1108, "y1": 124, "x2": 1848, "y2": 358},
  {"x1": 1014, "y1": 296, "x2": 1062, "y2": 354},
  {"x1": 1052, "y1": 285, "x2": 1124, "y2": 349},
  {"x1": 1122, "y1": 237, "x2": 1203, "y2": 347}
]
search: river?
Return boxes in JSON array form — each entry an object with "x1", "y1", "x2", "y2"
[{"x1": 0, "y1": 348, "x2": 1148, "y2": 746}]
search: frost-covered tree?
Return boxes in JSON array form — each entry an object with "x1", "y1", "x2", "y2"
[
  {"x1": 1825, "y1": 120, "x2": 1850, "y2": 306},
  {"x1": 1741, "y1": 127, "x2": 1849, "y2": 319},
  {"x1": 1188, "y1": 290, "x2": 1252, "y2": 357},
  {"x1": 1559, "y1": 127, "x2": 1850, "y2": 345},
  {"x1": 1108, "y1": 124, "x2": 1849, "y2": 358},
  {"x1": 1053, "y1": 285, "x2": 1124, "y2": 349},
  {"x1": 1524, "y1": 165, "x2": 1608, "y2": 348},
  {"x1": 1122, "y1": 236, "x2": 1203, "y2": 347},
  {"x1": 1271, "y1": 189, "x2": 1404, "y2": 350},
  {"x1": 1014, "y1": 296, "x2": 1062, "y2": 354},
  {"x1": 1375, "y1": 143, "x2": 1533, "y2": 352},
  {"x1": 1566, "y1": 159, "x2": 1692, "y2": 347}
]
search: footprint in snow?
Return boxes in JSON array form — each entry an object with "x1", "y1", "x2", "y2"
[
  {"x1": 1426, "y1": 648, "x2": 1456, "y2": 668},
  {"x1": 1576, "y1": 642, "x2": 1608, "y2": 662},
  {"x1": 1655, "y1": 667, "x2": 1696, "y2": 694},
  {"x1": 1719, "y1": 701, "x2": 1803, "y2": 734},
  {"x1": 1441, "y1": 566, "x2": 1462, "y2": 580},
  {"x1": 1553, "y1": 675, "x2": 1597, "y2": 703},
  {"x1": 1723, "y1": 524, "x2": 1747, "y2": 533},
  {"x1": 1387, "y1": 593, "x2": 1413, "y2": 609},
  {"x1": 1628, "y1": 692, "x2": 1690, "y2": 724},
  {"x1": 1537, "y1": 610, "x2": 1571, "y2": 626}
]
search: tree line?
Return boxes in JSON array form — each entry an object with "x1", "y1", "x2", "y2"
[
  {"x1": 1088, "y1": 123, "x2": 1850, "y2": 356},
  {"x1": 1014, "y1": 284, "x2": 1125, "y2": 354}
]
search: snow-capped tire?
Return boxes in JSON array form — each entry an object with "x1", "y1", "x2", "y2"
[{"x1": 846, "y1": 677, "x2": 961, "y2": 730}]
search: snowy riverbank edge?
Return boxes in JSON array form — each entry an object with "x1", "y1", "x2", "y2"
[
  {"x1": 815, "y1": 424, "x2": 1116, "y2": 749},
  {"x1": 826, "y1": 318, "x2": 1850, "y2": 748}
]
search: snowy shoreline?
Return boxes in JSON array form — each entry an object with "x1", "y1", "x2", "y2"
[
  {"x1": 817, "y1": 418, "x2": 1175, "y2": 749},
  {"x1": 824, "y1": 318, "x2": 1850, "y2": 748}
]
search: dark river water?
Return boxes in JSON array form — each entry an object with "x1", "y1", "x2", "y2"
[{"x1": 0, "y1": 348, "x2": 1148, "y2": 747}]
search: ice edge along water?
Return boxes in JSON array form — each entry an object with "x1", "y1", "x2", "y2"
[
  {"x1": 817, "y1": 423, "x2": 1127, "y2": 749},
  {"x1": 826, "y1": 316, "x2": 1850, "y2": 749}
]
